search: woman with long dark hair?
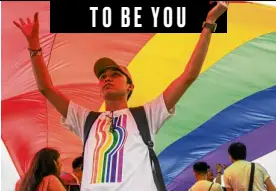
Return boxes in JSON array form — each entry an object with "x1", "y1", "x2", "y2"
[{"x1": 16, "y1": 148, "x2": 66, "y2": 191}]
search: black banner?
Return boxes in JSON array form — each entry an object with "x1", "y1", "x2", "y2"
[{"x1": 50, "y1": 1, "x2": 227, "y2": 33}]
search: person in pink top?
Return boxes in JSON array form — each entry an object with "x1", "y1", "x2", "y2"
[{"x1": 16, "y1": 148, "x2": 66, "y2": 191}]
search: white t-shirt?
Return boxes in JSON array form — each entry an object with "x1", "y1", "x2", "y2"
[
  {"x1": 223, "y1": 160, "x2": 270, "y2": 191},
  {"x1": 61, "y1": 94, "x2": 175, "y2": 191},
  {"x1": 188, "y1": 180, "x2": 223, "y2": 191}
]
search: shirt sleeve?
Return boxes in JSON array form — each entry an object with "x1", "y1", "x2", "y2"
[
  {"x1": 257, "y1": 163, "x2": 270, "y2": 182},
  {"x1": 60, "y1": 101, "x2": 90, "y2": 141},
  {"x1": 223, "y1": 171, "x2": 232, "y2": 188},
  {"x1": 143, "y1": 93, "x2": 175, "y2": 135}
]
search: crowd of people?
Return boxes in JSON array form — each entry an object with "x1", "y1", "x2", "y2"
[
  {"x1": 12, "y1": 1, "x2": 275, "y2": 191},
  {"x1": 189, "y1": 142, "x2": 275, "y2": 191},
  {"x1": 14, "y1": 142, "x2": 275, "y2": 191}
]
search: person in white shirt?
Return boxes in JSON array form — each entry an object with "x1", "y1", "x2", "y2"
[
  {"x1": 189, "y1": 162, "x2": 223, "y2": 191},
  {"x1": 13, "y1": 2, "x2": 229, "y2": 190},
  {"x1": 224, "y1": 142, "x2": 276, "y2": 191}
]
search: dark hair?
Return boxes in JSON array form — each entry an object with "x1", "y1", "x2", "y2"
[
  {"x1": 72, "y1": 156, "x2": 83, "y2": 170},
  {"x1": 228, "y1": 142, "x2": 247, "y2": 160},
  {"x1": 193, "y1": 161, "x2": 208, "y2": 174},
  {"x1": 19, "y1": 148, "x2": 63, "y2": 191}
]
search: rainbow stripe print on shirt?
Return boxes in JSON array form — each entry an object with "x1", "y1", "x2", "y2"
[{"x1": 91, "y1": 114, "x2": 128, "y2": 184}]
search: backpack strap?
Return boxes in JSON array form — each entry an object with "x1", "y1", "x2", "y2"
[
  {"x1": 248, "y1": 162, "x2": 255, "y2": 191},
  {"x1": 129, "y1": 106, "x2": 166, "y2": 191},
  {"x1": 82, "y1": 111, "x2": 101, "y2": 157},
  {"x1": 208, "y1": 182, "x2": 214, "y2": 191}
]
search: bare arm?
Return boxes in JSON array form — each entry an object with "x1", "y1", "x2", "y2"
[
  {"x1": 14, "y1": 13, "x2": 69, "y2": 118},
  {"x1": 265, "y1": 177, "x2": 276, "y2": 191},
  {"x1": 28, "y1": 38, "x2": 69, "y2": 118},
  {"x1": 163, "y1": 27, "x2": 212, "y2": 111},
  {"x1": 163, "y1": 1, "x2": 229, "y2": 111}
]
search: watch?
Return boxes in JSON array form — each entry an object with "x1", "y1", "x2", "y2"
[{"x1": 202, "y1": 21, "x2": 217, "y2": 32}]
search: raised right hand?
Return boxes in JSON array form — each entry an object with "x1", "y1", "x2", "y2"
[{"x1": 13, "y1": 12, "x2": 39, "y2": 45}]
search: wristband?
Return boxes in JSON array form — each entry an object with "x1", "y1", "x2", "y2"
[
  {"x1": 202, "y1": 21, "x2": 217, "y2": 32},
  {"x1": 28, "y1": 48, "x2": 42, "y2": 57}
]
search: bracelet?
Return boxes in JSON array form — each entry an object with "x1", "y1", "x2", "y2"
[
  {"x1": 28, "y1": 48, "x2": 42, "y2": 57},
  {"x1": 202, "y1": 21, "x2": 217, "y2": 32}
]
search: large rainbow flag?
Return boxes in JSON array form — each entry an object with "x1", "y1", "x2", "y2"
[{"x1": 1, "y1": 1, "x2": 276, "y2": 190}]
